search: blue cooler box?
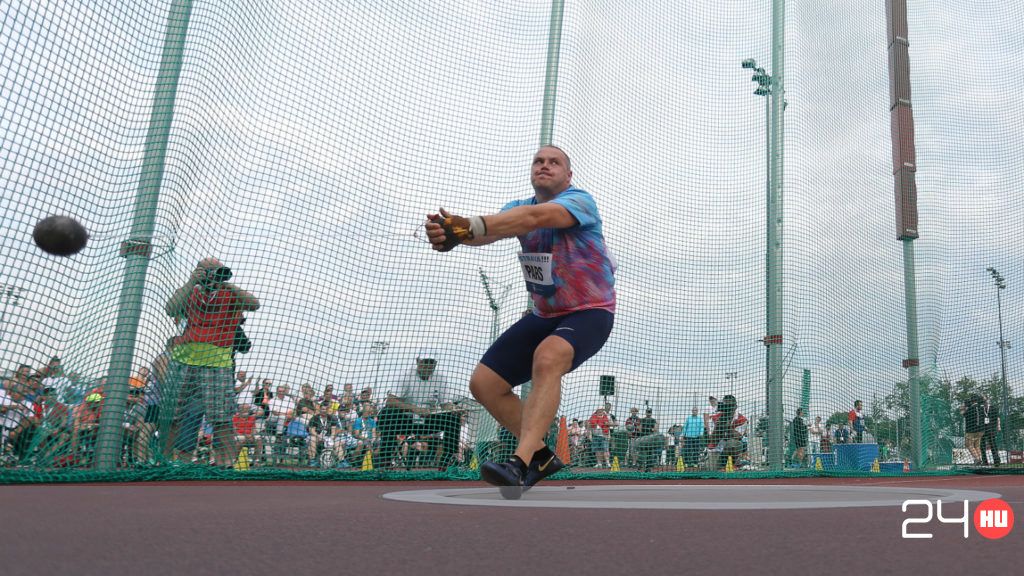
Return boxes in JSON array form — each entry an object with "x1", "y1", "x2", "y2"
[
  {"x1": 835, "y1": 443, "x2": 879, "y2": 471},
  {"x1": 879, "y1": 461, "x2": 908, "y2": 473}
]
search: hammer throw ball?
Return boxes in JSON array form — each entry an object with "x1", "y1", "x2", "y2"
[{"x1": 33, "y1": 215, "x2": 89, "y2": 256}]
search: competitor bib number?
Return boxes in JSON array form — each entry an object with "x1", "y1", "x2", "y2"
[{"x1": 519, "y1": 252, "x2": 555, "y2": 296}]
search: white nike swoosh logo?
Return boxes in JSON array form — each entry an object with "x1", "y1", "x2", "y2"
[{"x1": 555, "y1": 327, "x2": 575, "y2": 332}]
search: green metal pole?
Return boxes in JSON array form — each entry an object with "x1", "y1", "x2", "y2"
[
  {"x1": 539, "y1": 0, "x2": 565, "y2": 148},
  {"x1": 800, "y1": 369, "x2": 810, "y2": 415},
  {"x1": 766, "y1": 0, "x2": 786, "y2": 471},
  {"x1": 903, "y1": 240, "x2": 924, "y2": 469},
  {"x1": 95, "y1": 0, "x2": 194, "y2": 470},
  {"x1": 522, "y1": 0, "x2": 565, "y2": 404},
  {"x1": 995, "y1": 285, "x2": 1011, "y2": 450}
]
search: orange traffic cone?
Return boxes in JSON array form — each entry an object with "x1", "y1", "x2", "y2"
[{"x1": 555, "y1": 416, "x2": 571, "y2": 465}]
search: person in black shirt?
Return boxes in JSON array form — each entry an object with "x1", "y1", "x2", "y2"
[
  {"x1": 307, "y1": 402, "x2": 340, "y2": 466},
  {"x1": 961, "y1": 394, "x2": 985, "y2": 464},
  {"x1": 639, "y1": 409, "x2": 657, "y2": 437},
  {"x1": 980, "y1": 396, "x2": 1001, "y2": 467},
  {"x1": 790, "y1": 407, "x2": 808, "y2": 467},
  {"x1": 253, "y1": 379, "x2": 273, "y2": 420}
]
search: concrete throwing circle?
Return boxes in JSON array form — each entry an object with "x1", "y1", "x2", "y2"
[{"x1": 382, "y1": 484, "x2": 1002, "y2": 510}]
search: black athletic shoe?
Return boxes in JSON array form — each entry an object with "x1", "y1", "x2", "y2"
[
  {"x1": 524, "y1": 452, "x2": 564, "y2": 489},
  {"x1": 480, "y1": 459, "x2": 525, "y2": 486},
  {"x1": 480, "y1": 459, "x2": 526, "y2": 500}
]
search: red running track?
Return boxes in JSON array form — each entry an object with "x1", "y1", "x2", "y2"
[{"x1": 0, "y1": 475, "x2": 1021, "y2": 576}]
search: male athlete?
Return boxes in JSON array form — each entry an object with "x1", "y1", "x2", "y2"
[{"x1": 424, "y1": 145, "x2": 616, "y2": 494}]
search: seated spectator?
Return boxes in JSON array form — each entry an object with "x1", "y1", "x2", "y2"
[
  {"x1": 318, "y1": 384, "x2": 340, "y2": 411},
  {"x1": 234, "y1": 370, "x2": 256, "y2": 407},
  {"x1": 334, "y1": 403, "x2": 364, "y2": 465},
  {"x1": 264, "y1": 384, "x2": 295, "y2": 462},
  {"x1": 70, "y1": 393, "x2": 104, "y2": 464},
  {"x1": 33, "y1": 386, "x2": 71, "y2": 464},
  {"x1": 252, "y1": 378, "x2": 274, "y2": 420},
  {"x1": 232, "y1": 403, "x2": 260, "y2": 465},
  {"x1": 294, "y1": 384, "x2": 317, "y2": 424},
  {"x1": 355, "y1": 387, "x2": 376, "y2": 413},
  {"x1": 124, "y1": 384, "x2": 153, "y2": 464},
  {"x1": 265, "y1": 384, "x2": 294, "y2": 437},
  {"x1": 340, "y1": 383, "x2": 355, "y2": 407},
  {"x1": 353, "y1": 403, "x2": 378, "y2": 453},
  {"x1": 833, "y1": 423, "x2": 850, "y2": 445},
  {"x1": 1, "y1": 378, "x2": 36, "y2": 460},
  {"x1": 306, "y1": 402, "x2": 341, "y2": 467}
]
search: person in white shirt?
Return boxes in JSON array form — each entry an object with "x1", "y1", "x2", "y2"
[
  {"x1": 265, "y1": 385, "x2": 295, "y2": 436},
  {"x1": 808, "y1": 415, "x2": 824, "y2": 453},
  {"x1": 234, "y1": 370, "x2": 256, "y2": 408},
  {"x1": 702, "y1": 396, "x2": 718, "y2": 439},
  {"x1": 1, "y1": 380, "x2": 34, "y2": 453},
  {"x1": 378, "y1": 356, "x2": 466, "y2": 469}
]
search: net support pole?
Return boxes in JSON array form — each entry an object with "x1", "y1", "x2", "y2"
[
  {"x1": 522, "y1": 0, "x2": 565, "y2": 404},
  {"x1": 765, "y1": 0, "x2": 786, "y2": 471},
  {"x1": 886, "y1": 0, "x2": 924, "y2": 470},
  {"x1": 538, "y1": 0, "x2": 565, "y2": 148},
  {"x1": 95, "y1": 0, "x2": 194, "y2": 470},
  {"x1": 902, "y1": 240, "x2": 924, "y2": 468}
]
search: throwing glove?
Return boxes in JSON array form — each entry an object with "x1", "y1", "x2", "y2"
[{"x1": 429, "y1": 213, "x2": 475, "y2": 252}]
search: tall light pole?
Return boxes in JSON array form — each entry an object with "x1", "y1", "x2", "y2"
[
  {"x1": 479, "y1": 268, "x2": 513, "y2": 343},
  {"x1": 986, "y1": 267, "x2": 1011, "y2": 444},
  {"x1": 743, "y1": 52, "x2": 785, "y2": 471},
  {"x1": 743, "y1": 56, "x2": 771, "y2": 418},
  {"x1": 477, "y1": 268, "x2": 513, "y2": 453},
  {"x1": 0, "y1": 284, "x2": 26, "y2": 346},
  {"x1": 371, "y1": 340, "x2": 389, "y2": 388}
]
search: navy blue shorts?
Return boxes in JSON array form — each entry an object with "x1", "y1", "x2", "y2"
[{"x1": 480, "y1": 308, "x2": 614, "y2": 388}]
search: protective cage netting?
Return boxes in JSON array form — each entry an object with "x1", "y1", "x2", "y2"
[{"x1": 1, "y1": 0, "x2": 1023, "y2": 482}]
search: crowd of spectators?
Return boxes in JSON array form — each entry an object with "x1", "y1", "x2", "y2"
[
  {"x1": 8, "y1": 353, "x2": 1005, "y2": 472},
  {"x1": 0, "y1": 352, "x2": 474, "y2": 471}
]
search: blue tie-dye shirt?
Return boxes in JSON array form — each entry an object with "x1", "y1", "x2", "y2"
[{"x1": 501, "y1": 186, "x2": 616, "y2": 318}]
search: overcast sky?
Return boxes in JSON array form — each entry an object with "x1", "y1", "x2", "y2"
[{"x1": 2, "y1": 0, "x2": 1023, "y2": 426}]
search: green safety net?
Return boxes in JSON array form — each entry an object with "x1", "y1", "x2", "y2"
[{"x1": 1, "y1": 0, "x2": 1021, "y2": 483}]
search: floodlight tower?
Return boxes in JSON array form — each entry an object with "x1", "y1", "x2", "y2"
[{"x1": 987, "y1": 267, "x2": 1011, "y2": 442}]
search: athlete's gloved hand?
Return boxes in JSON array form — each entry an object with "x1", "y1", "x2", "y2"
[{"x1": 425, "y1": 208, "x2": 486, "y2": 252}]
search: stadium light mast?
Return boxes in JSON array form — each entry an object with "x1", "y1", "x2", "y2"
[
  {"x1": 741, "y1": 56, "x2": 774, "y2": 430},
  {"x1": 742, "y1": 0, "x2": 785, "y2": 472},
  {"x1": 479, "y1": 268, "x2": 514, "y2": 344},
  {"x1": 371, "y1": 340, "x2": 389, "y2": 388},
  {"x1": 987, "y1": 267, "x2": 1011, "y2": 443},
  {"x1": 476, "y1": 268, "x2": 513, "y2": 455},
  {"x1": 0, "y1": 284, "x2": 25, "y2": 346}
]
